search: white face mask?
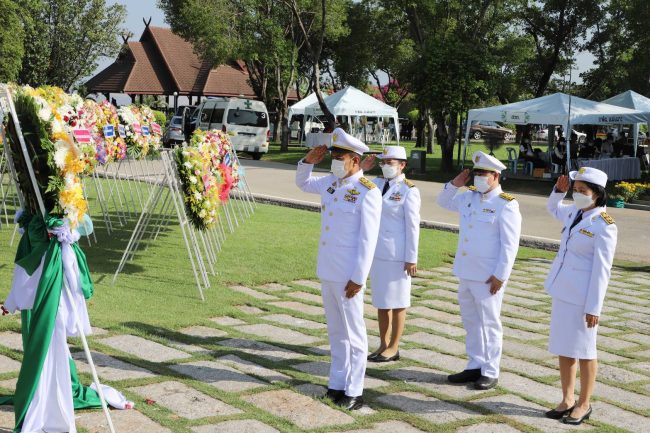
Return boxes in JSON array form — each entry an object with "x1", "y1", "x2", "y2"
[
  {"x1": 473, "y1": 175, "x2": 491, "y2": 193},
  {"x1": 573, "y1": 192, "x2": 595, "y2": 210},
  {"x1": 330, "y1": 159, "x2": 348, "y2": 179},
  {"x1": 381, "y1": 164, "x2": 400, "y2": 179}
]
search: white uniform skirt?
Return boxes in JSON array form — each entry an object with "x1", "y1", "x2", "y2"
[
  {"x1": 369, "y1": 258, "x2": 411, "y2": 309},
  {"x1": 548, "y1": 297, "x2": 598, "y2": 359}
]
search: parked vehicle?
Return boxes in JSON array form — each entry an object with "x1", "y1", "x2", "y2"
[
  {"x1": 192, "y1": 97, "x2": 270, "y2": 159},
  {"x1": 535, "y1": 128, "x2": 586, "y2": 144},
  {"x1": 469, "y1": 121, "x2": 513, "y2": 141},
  {"x1": 163, "y1": 116, "x2": 185, "y2": 147}
]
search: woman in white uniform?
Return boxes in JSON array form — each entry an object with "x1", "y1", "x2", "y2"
[
  {"x1": 361, "y1": 146, "x2": 420, "y2": 362},
  {"x1": 544, "y1": 167, "x2": 617, "y2": 425}
]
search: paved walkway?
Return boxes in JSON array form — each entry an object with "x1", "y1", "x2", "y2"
[
  {"x1": 239, "y1": 160, "x2": 650, "y2": 264},
  {"x1": 1, "y1": 259, "x2": 649, "y2": 432}
]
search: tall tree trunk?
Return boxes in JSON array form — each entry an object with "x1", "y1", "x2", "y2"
[
  {"x1": 272, "y1": 109, "x2": 280, "y2": 142},
  {"x1": 415, "y1": 105, "x2": 426, "y2": 148},
  {"x1": 426, "y1": 112, "x2": 434, "y2": 154},
  {"x1": 435, "y1": 111, "x2": 457, "y2": 172}
]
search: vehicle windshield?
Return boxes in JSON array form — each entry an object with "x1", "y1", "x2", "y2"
[
  {"x1": 227, "y1": 109, "x2": 268, "y2": 127},
  {"x1": 171, "y1": 117, "x2": 183, "y2": 125}
]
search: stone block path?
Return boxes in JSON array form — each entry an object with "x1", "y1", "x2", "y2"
[{"x1": 1, "y1": 258, "x2": 649, "y2": 432}]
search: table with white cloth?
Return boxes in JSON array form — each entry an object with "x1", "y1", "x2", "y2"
[{"x1": 577, "y1": 157, "x2": 641, "y2": 180}]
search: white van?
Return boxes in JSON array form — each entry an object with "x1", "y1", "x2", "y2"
[{"x1": 193, "y1": 97, "x2": 270, "y2": 159}]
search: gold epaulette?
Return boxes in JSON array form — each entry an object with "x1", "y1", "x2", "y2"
[
  {"x1": 499, "y1": 192, "x2": 515, "y2": 201},
  {"x1": 404, "y1": 179, "x2": 415, "y2": 188},
  {"x1": 468, "y1": 185, "x2": 477, "y2": 192},
  {"x1": 600, "y1": 212, "x2": 615, "y2": 225},
  {"x1": 359, "y1": 177, "x2": 376, "y2": 190}
]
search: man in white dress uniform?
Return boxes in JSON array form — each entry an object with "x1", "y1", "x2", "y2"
[
  {"x1": 436, "y1": 151, "x2": 522, "y2": 390},
  {"x1": 295, "y1": 128, "x2": 382, "y2": 410}
]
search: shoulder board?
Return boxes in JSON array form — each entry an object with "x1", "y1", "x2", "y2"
[
  {"x1": 404, "y1": 179, "x2": 415, "y2": 188},
  {"x1": 600, "y1": 212, "x2": 615, "y2": 225},
  {"x1": 499, "y1": 192, "x2": 515, "y2": 201},
  {"x1": 468, "y1": 185, "x2": 477, "y2": 192},
  {"x1": 359, "y1": 177, "x2": 376, "y2": 190}
]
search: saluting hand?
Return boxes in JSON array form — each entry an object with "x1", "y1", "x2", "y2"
[
  {"x1": 585, "y1": 314, "x2": 599, "y2": 328},
  {"x1": 404, "y1": 263, "x2": 417, "y2": 277},
  {"x1": 304, "y1": 144, "x2": 328, "y2": 164},
  {"x1": 486, "y1": 275, "x2": 504, "y2": 295},
  {"x1": 452, "y1": 169, "x2": 471, "y2": 187},
  {"x1": 344, "y1": 280, "x2": 363, "y2": 298},
  {"x1": 555, "y1": 175, "x2": 570, "y2": 193},
  {"x1": 360, "y1": 155, "x2": 377, "y2": 172}
]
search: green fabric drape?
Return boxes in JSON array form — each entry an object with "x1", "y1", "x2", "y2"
[{"x1": 0, "y1": 215, "x2": 97, "y2": 432}]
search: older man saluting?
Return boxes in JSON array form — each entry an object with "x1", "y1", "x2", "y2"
[
  {"x1": 295, "y1": 128, "x2": 382, "y2": 410},
  {"x1": 436, "y1": 151, "x2": 522, "y2": 390}
]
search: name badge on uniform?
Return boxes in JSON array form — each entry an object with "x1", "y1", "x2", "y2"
[
  {"x1": 482, "y1": 208, "x2": 495, "y2": 213},
  {"x1": 343, "y1": 194, "x2": 357, "y2": 203},
  {"x1": 389, "y1": 192, "x2": 402, "y2": 201},
  {"x1": 579, "y1": 229, "x2": 594, "y2": 237}
]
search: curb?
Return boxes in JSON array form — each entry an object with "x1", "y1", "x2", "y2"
[{"x1": 252, "y1": 193, "x2": 561, "y2": 252}]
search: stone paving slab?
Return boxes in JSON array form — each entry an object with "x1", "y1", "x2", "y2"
[
  {"x1": 99, "y1": 335, "x2": 191, "y2": 362},
  {"x1": 0, "y1": 354, "x2": 20, "y2": 374},
  {"x1": 270, "y1": 301, "x2": 324, "y2": 316},
  {"x1": 292, "y1": 279, "x2": 322, "y2": 290},
  {"x1": 419, "y1": 299, "x2": 460, "y2": 313},
  {"x1": 597, "y1": 335, "x2": 639, "y2": 350},
  {"x1": 474, "y1": 394, "x2": 586, "y2": 433},
  {"x1": 504, "y1": 327, "x2": 546, "y2": 342},
  {"x1": 171, "y1": 360, "x2": 266, "y2": 392},
  {"x1": 129, "y1": 380, "x2": 242, "y2": 419},
  {"x1": 402, "y1": 332, "x2": 466, "y2": 355},
  {"x1": 501, "y1": 356, "x2": 557, "y2": 378},
  {"x1": 0, "y1": 378, "x2": 17, "y2": 391},
  {"x1": 499, "y1": 372, "x2": 561, "y2": 404},
  {"x1": 0, "y1": 332, "x2": 22, "y2": 352},
  {"x1": 217, "y1": 338, "x2": 304, "y2": 361},
  {"x1": 401, "y1": 348, "x2": 467, "y2": 372},
  {"x1": 164, "y1": 339, "x2": 210, "y2": 354},
  {"x1": 217, "y1": 354, "x2": 291, "y2": 383},
  {"x1": 293, "y1": 361, "x2": 389, "y2": 389},
  {"x1": 598, "y1": 363, "x2": 648, "y2": 383},
  {"x1": 237, "y1": 305, "x2": 266, "y2": 315},
  {"x1": 236, "y1": 324, "x2": 320, "y2": 345},
  {"x1": 388, "y1": 366, "x2": 490, "y2": 399},
  {"x1": 503, "y1": 340, "x2": 554, "y2": 361},
  {"x1": 76, "y1": 409, "x2": 172, "y2": 433},
  {"x1": 589, "y1": 381, "x2": 650, "y2": 411},
  {"x1": 179, "y1": 326, "x2": 228, "y2": 339},
  {"x1": 457, "y1": 424, "x2": 522, "y2": 433},
  {"x1": 262, "y1": 313, "x2": 327, "y2": 330},
  {"x1": 229, "y1": 285, "x2": 277, "y2": 300},
  {"x1": 422, "y1": 289, "x2": 457, "y2": 300},
  {"x1": 259, "y1": 282, "x2": 293, "y2": 292},
  {"x1": 376, "y1": 391, "x2": 478, "y2": 424},
  {"x1": 0, "y1": 406, "x2": 12, "y2": 432},
  {"x1": 409, "y1": 306, "x2": 462, "y2": 324},
  {"x1": 209, "y1": 316, "x2": 247, "y2": 326},
  {"x1": 501, "y1": 316, "x2": 549, "y2": 331},
  {"x1": 408, "y1": 317, "x2": 466, "y2": 337},
  {"x1": 243, "y1": 389, "x2": 354, "y2": 429},
  {"x1": 501, "y1": 303, "x2": 547, "y2": 318},
  {"x1": 592, "y1": 401, "x2": 650, "y2": 433},
  {"x1": 330, "y1": 420, "x2": 427, "y2": 433},
  {"x1": 71, "y1": 351, "x2": 155, "y2": 381},
  {"x1": 192, "y1": 420, "x2": 280, "y2": 433},
  {"x1": 287, "y1": 291, "x2": 322, "y2": 304}
]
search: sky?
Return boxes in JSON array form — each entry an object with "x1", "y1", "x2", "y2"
[{"x1": 95, "y1": 0, "x2": 596, "y2": 86}]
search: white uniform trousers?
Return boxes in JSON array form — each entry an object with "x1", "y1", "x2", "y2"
[
  {"x1": 321, "y1": 280, "x2": 367, "y2": 397},
  {"x1": 458, "y1": 278, "x2": 505, "y2": 379}
]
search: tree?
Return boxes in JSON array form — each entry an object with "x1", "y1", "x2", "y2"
[
  {"x1": 579, "y1": 0, "x2": 650, "y2": 99},
  {"x1": 18, "y1": 0, "x2": 126, "y2": 91},
  {"x1": 0, "y1": 0, "x2": 25, "y2": 83}
]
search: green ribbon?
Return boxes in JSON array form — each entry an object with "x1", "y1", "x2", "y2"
[{"x1": 0, "y1": 214, "x2": 99, "y2": 432}]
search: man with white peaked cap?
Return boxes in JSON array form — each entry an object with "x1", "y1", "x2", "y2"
[
  {"x1": 295, "y1": 128, "x2": 382, "y2": 410},
  {"x1": 436, "y1": 151, "x2": 522, "y2": 390}
]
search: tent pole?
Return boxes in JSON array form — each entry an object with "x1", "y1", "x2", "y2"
[{"x1": 461, "y1": 116, "x2": 472, "y2": 169}]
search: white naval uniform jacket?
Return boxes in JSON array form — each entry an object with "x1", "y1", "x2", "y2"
[
  {"x1": 372, "y1": 175, "x2": 421, "y2": 263},
  {"x1": 437, "y1": 183, "x2": 522, "y2": 284},
  {"x1": 544, "y1": 190, "x2": 617, "y2": 316},
  {"x1": 296, "y1": 160, "x2": 382, "y2": 284}
]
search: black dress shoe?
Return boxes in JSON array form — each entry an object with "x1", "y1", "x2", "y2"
[
  {"x1": 336, "y1": 395, "x2": 364, "y2": 410},
  {"x1": 545, "y1": 404, "x2": 575, "y2": 420},
  {"x1": 325, "y1": 388, "x2": 345, "y2": 402},
  {"x1": 367, "y1": 352, "x2": 379, "y2": 361},
  {"x1": 370, "y1": 351, "x2": 400, "y2": 363},
  {"x1": 562, "y1": 406, "x2": 592, "y2": 425},
  {"x1": 474, "y1": 375, "x2": 498, "y2": 390},
  {"x1": 447, "y1": 369, "x2": 481, "y2": 383}
]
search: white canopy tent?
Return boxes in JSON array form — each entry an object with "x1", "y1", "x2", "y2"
[
  {"x1": 602, "y1": 90, "x2": 650, "y2": 155},
  {"x1": 303, "y1": 86, "x2": 400, "y2": 143},
  {"x1": 287, "y1": 92, "x2": 325, "y2": 120},
  {"x1": 462, "y1": 92, "x2": 650, "y2": 170}
]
